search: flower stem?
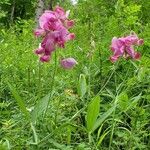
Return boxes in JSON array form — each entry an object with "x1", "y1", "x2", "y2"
[
  {"x1": 97, "y1": 61, "x2": 120, "y2": 96},
  {"x1": 43, "y1": 51, "x2": 57, "y2": 119},
  {"x1": 108, "y1": 108, "x2": 116, "y2": 150}
]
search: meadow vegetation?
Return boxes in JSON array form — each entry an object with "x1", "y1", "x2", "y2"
[{"x1": 0, "y1": 0, "x2": 150, "y2": 149}]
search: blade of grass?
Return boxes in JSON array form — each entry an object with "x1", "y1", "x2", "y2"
[
  {"x1": 7, "y1": 82, "x2": 30, "y2": 120},
  {"x1": 91, "y1": 105, "x2": 116, "y2": 133}
]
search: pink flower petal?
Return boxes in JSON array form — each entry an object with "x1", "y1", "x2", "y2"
[
  {"x1": 110, "y1": 56, "x2": 119, "y2": 62},
  {"x1": 61, "y1": 58, "x2": 78, "y2": 69},
  {"x1": 125, "y1": 46, "x2": 136, "y2": 58},
  {"x1": 110, "y1": 37, "x2": 124, "y2": 52},
  {"x1": 137, "y1": 39, "x2": 144, "y2": 45},
  {"x1": 34, "y1": 29, "x2": 45, "y2": 37},
  {"x1": 35, "y1": 47, "x2": 44, "y2": 54},
  {"x1": 40, "y1": 55, "x2": 51, "y2": 62},
  {"x1": 65, "y1": 20, "x2": 75, "y2": 28},
  {"x1": 134, "y1": 52, "x2": 141, "y2": 59},
  {"x1": 67, "y1": 33, "x2": 75, "y2": 40},
  {"x1": 110, "y1": 37, "x2": 124, "y2": 62},
  {"x1": 54, "y1": 6, "x2": 66, "y2": 20},
  {"x1": 41, "y1": 32, "x2": 55, "y2": 52},
  {"x1": 39, "y1": 11, "x2": 58, "y2": 30}
]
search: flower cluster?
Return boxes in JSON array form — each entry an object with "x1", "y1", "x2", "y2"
[
  {"x1": 110, "y1": 32, "x2": 144, "y2": 62},
  {"x1": 34, "y1": 6, "x2": 76, "y2": 66}
]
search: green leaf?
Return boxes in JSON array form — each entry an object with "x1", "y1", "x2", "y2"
[
  {"x1": 46, "y1": 138, "x2": 72, "y2": 150},
  {"x1": 30, "y1": 123, "x2": 38, "y2": 144},
  {"x1": 118, "y1": 92, "x2": 129, "y2": 112},
  {"x1": 0, "y1": 139, "x2": 10, "y2": 150},
  {"x1": 7, "y1": 82, "x2": 30, "y2": 120},
  {"x1": 78, "y1": 74, "x2": 87, "y2": 98},
  {"x1": 97, "y1": 130, "x2": 110, "y2": 147},
  {"x1": 31, "y1": 93, "x2": 50, "y2": 123},
  {"x1": 137, "y1": 67, "x2": 147, "y2": 82},
  {"x1": 86, "y1": 96, "x2": 100, "y2": 132},
  {"x1": 126, "y1": 93, "x2": 141, "y2": 110},
  {"x1": 91, "y1": 105, "x2": 116, "y2": 133}
]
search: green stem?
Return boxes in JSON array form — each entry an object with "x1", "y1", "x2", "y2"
[
  {"x1": 109, "y1": 67, "x2": 118, "y2": 150},
  {"x1": 43, "y1": 51, "x2": 57, "y2": 119},
  {"x1": 99, "y1": 46, "x2": 102, "y2": 90},
  {"x1": 38, "y1": 61, "x2": 42, "y2": 98},
  {"x1": 108, "y1": 107, "x2": 116, "y2": 150},
  {"x1": 96, "y1": 60, "x2": 120, "y2": 96},
  {"x1": 27, "y1": 67, "x2": 31, "y2": 89},
  {"x1": 30, "y1": 122, "x2": 38, "y2": 144},
  {"x1": 97, "y1": 67, "x2": 115, "y2": 96},
  {"x1": 88, "y1": 133, "x2": 92, "y2": 143}
]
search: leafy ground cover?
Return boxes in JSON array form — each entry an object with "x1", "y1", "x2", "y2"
[{"x1": 0, "y1": 0, "x2": 150, "y2": 149}]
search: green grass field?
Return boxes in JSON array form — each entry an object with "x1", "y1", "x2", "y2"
[{"x1": 0, "y1": 1, "x2": 150, "y2": 149}]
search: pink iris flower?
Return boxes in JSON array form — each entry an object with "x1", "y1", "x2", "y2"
[
  {"x1": 34, "y1": 6, "x2": 75, "y2": 64},
  {"x1": 110, "y1": 32, "x2": 144, "y2": 62}
]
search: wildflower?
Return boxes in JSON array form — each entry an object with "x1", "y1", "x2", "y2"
[
  {"x1": 34, "y1": 6, "x2": 75, "y2": 63},
  {"x1": 61, "y1": 58, "x2": 78, "y2": 69},
  {"x1": 110, "y1": 32, "x2": 144, "y2": 62}
]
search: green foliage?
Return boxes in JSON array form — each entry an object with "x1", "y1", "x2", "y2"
[
  {"x1": 0, "y1": 0, "x2": 36, "y2": 25},
  {"x1": 7, "y1": 82, "x2": 30, "y2": 120},
  {"x1": 0, "y1": 139, "x2": 10, "y2": 150},
  {"x1": 78, "y1": 74, "x2": 87, "y2": 98},
  {"x1": 92, "y1": 105, "x2": 116, "y2": 134},
  {"x1": 0, "y1": 0, "x2": 150, "y2": 149},
  {"x1": 86, "y1": 96, "x2": 100, "y2": 132},
  {"x1": 31, "y1": 93, "x2": 50, "y2": 123}
]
